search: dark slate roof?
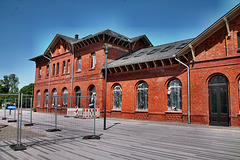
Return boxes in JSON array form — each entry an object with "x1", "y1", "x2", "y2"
[
  {"x1": 73, "y1": 29, "x2": 152, "y2": 46},
  {"x1": 58, "y1": 34, "x2": 79, "y2": 44},
  {"x1": 106, "y1": 38, "x2": 194, "y2": 68}
]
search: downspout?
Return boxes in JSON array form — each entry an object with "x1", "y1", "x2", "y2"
[
  {"x1": 70, "y1": 44, "x2": 75, "y2": 108},
  {"x1": 174, "y1": 56, "x2": 191, "y2": 124},
  {"x1": 43, "y1": 55, "x2": 51, "y2": 113}
]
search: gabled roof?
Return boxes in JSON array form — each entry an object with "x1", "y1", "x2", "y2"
[
  {"x1": 106, "y1": 38, "x2": 194, "y2": 69},
  {"x1": 30, "y1": 29, "x2": 153, "y2": 61},
  {"x1": 177, "y1": 3, "x2": 240, "y2": 58}
]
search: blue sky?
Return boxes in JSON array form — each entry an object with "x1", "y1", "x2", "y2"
[{"x1": 0, "y1": 0, "x2": 239, "y2": 90}]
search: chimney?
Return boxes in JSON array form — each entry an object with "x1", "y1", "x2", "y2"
[{"x1": 75, "y1": 33, "x2": 79, "y2": 39}]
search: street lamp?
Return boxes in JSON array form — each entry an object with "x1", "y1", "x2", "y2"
[{"x1": 102, "y1": 44, "x2": 112, "y2": 130}]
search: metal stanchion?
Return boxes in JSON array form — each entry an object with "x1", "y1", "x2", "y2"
[
  {"x1": 83, "y1": 96, "x2": 100, "y2": 140},
  {"x1": 2, "y1": 106, "x2": 6, "y2": 120},
  {"x1": 9, "y1": 93, "x2": 26, "y2": 151},
  {"x1": 46, "y1": 105, "x2": 61, "y2": 132}
]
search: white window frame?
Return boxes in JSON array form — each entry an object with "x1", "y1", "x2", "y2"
[
  {"x1": 37, "y1": 91, "x2": 41, "y2": 106},
  {"x1": 63, "y1": 89, "x2": 68, "y2": 107},
  {"x1": 91, "y1": 53, "x2": 96, "y2": 69},
  {"x1": 137, "y1": 82, "x2": 148, "y2": 110},
  {"x1": 45, "y1": 90, "x2": 49, "y2": 106},
  {"x1": 113, "y1": 85, "x2": 122, "y2": 109},
  {"x1": 67, "y1": 60, "x2": 70, "y2": 74},
  {"x1": 78, "y1": 56, "x2": 82, "y2": 71},
  {"x1": 167, "y1": 79, "x2": 182, "y2": 111},
  {"x1": 53, "y1": 89, "x2": 57, "y2": 107}
]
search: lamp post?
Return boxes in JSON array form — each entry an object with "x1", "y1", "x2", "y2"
[{"x1": 102, "y1": 44, "x2": 112, "y2": 130}]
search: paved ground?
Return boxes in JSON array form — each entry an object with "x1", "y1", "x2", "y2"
[{"x1": 0, "y1": 110, "x2": 240, "y2": 160}]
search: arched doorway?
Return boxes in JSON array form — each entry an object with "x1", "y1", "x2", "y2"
[
  {"x1": 89, "y1": 85, "x2": 96, "y2": 108},
  {"x1": 209, "y1": 75, "x2": 229, "y2": 126}
]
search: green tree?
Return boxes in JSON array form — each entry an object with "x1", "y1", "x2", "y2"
[
  {"x1": 0, "y1": 74, "x2": 19, "y2": 93},
  {"x1": 20, "y1": 83, "x2": 34, "y2": 95}
]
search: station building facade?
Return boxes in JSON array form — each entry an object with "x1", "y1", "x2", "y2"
[{"x1": 31, "y1": 4, "x2": 240, "y2": 127}]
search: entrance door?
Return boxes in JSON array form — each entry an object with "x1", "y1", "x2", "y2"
[{"x1": 209, "y1": 75, "x2": 229, "y2": 126}]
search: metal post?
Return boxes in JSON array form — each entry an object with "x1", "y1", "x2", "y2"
[
  {"x1": 94, "y1": 95, "x2": 96, "y2": 136},
  {"x1": 14, "y1": 98, "x2": 16, "y2": 120},
  {"x1": 3, "y1": 106, "x2": 6, "y2": 119},
  {"x1": 17, "y1": 93, "x2": 20, "y2": 146},
  {"x1": 55, "y1": 106, "x2": 57, "y2": 129},
  {"x1": 43, "y1": 55, "x2": 51, "y2": 113},
  {"x1": 102, "y1": 44, "x2": 112, "y2": 130},
  {"x1": 19, "y1": 93, "x2": 23, "y2": 145},
  {"x1": 30, "y1": 97, "x2": 33, "y2": 124},
  {"x1": 104, "y1": 52, "x2": 107, "y2": 130},
  {"x1": 70, "y1": 44, "x2": 75, "y2": 108}
]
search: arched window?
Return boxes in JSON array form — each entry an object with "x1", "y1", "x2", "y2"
[
  {"x1": 167, "y1": 79, "x2": 182, "y2": 111},
  {"x1": 238, "y1": 79, "x2": 240, "y2": 112},
  {"x1": 52, "y1": 89, "x2": 57, "y2": 107},
  {"x1": 76, "y1": 87, "x2": 81, "y2": 108},
  {"x1": 44, "y1": 90, "x2": 49, "y2": 106},
  {"x1": 89, "y1": 85, "x2": 96, "y2": 108},
  {"x1": 113, "y1": 85, "x2": 122, "y2": 109},
  {"x1": 137, "y1": 82, "x2": 148, "y2": 110},
  {"x1": 37, "y1": 91, "x2": 41, "y2": 106},
  {"x1": 63, "y1": 88, "x2": 68, "y2": 107},
  {"x1": 237, "y1": 32, "x2": 240, "y2": 49}
]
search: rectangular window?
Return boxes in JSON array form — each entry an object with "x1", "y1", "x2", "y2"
[
  {"x1": 91, "y1": 53, "x2": 96, "y2": 69},
  {"x1": 237, "y1": 32, "x2": 240, "y2": 49},
  {"x1": 39, "y1": 67, "x2": 42, "y2": 79},
  {"x1": 59, "y1": 45, "x2": 61, "y2": 54},
  {"x1": 52, "y1": 64, "x2": 55, "y2": 76},
  {"x1": 63, "y1": 61, "x2": 66, "y2": 74},
  {"x1": 56, "y1": 63, "x2": 59, "y2": 75},
  {"x1": 67, "y1": 59, "x2": 70, "y2": 73},
  {"x1": 78, "y1": 56, "x2": 82, "y2": 71},
  {"x1": 46, "y1": 65, "x2": 49, "y2": 78}
]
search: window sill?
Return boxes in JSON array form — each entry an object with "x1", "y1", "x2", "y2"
[
  {"x1": 111, "y1": 109, "x2": 121, "y2": 112},
  {"x1": 135, "y1": 110, "x2": 148, "y2": 113},
  {"x1": 165, "y1": 111, "x2": 182, "y2": 114},
  {"x1": 89, "y1": 68, "x2": 95, "y2": 71},
  {"x1": 76, "y1": 71, "x2": 81, "y2": 73}
]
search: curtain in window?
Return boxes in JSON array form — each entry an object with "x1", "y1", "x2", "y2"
[
  {"x1": 44, "y1": 90, "x2": 49, "y2": 106},
  {"x1": 91, "y1": 53, "x2": 96, "y2": 69},
  {"x1": 113, "y1": 85, "x2": 122, "y2": 109},
  {"x1": 63, "y1": 89, "x2": 68, "y2": 107},
  {"x1": 76, "y1": 87, "x2": 81, "y2": 108},
  {"x1": 53, "y1": 89, "x2": 57, "y2": 107},
  {"x1": 137, "y1": 82, "x2": 148, "y2": 110},
  {"x1": 78, "y1": 57, "x2": 82, "y2": 71},
  {"x1": 37, "y1": 91, "x2": 41, "y2": 106},
  {"x1": 167, "y1": 79, "x2": 182, "y2": 111},
  {"x1": 67, "y1": 60, "x2": 70, "y2": 73},
  {"x1": 89, "y1": 86, "x2": 96, "y2": 108}
]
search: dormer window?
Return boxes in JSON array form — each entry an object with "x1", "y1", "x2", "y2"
[
  {"x1": 237, "y1": 32, "x2": 240, "y2": 51},
  {"x1": 59, "y1": 45, "x2": 61, "y2": 54},
  {"x1": 39, "y1": 67, "x2": 42, "y2": 79},
  {"x1": 91, "y1": 53, "x2": 96, "y2": 69},
  {"x1": 64, "y1": 44, "x2": 67, "y2": 51},
  {"x1": 63, "y1": 61, "x2": 66, "y2": 74}
]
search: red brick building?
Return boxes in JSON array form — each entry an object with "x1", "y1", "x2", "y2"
[{"x1": 31, "y1": 4, "x2": 240, "y2": 126}]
